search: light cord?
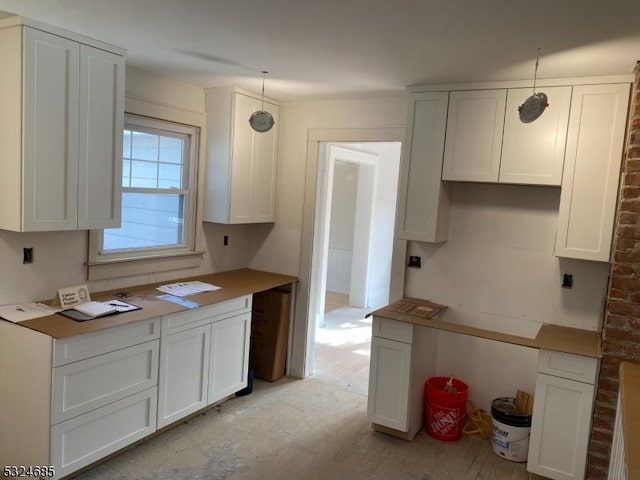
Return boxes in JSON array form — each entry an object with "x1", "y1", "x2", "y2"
[
  {"x1": 260, "y1": 71, "x2": 267, "y2": 111},
  {"x1": 533, "y1": 48, "x2": 541, "y2": 94}
]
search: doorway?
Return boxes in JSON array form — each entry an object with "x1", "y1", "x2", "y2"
[{"x1": 311, "y1": 141, "x2": 401, "y2": 393}]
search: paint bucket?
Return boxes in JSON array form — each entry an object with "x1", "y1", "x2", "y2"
[
  {"x1": 424, "y1": 377, "x2": 469, "y2": 441},
  {"x1": 490, "y1": 397, "x2": 532, "y2": 462}
]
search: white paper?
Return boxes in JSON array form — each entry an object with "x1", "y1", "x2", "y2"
[
  {"x1": 156, "y1": 281, "x2": 220, "y2": 297},
  {"x1": 72, "y1": 301, "x2": 117, "y2": 318},
  {"x1": 0, "y1": 303, "x2": 62, "y2": 323}
]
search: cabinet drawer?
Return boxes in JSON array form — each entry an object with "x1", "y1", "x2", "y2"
[
  {"x1": 53, "y1": 317, "x2": 160, "y2": 366},
  {"x1": 51, "y1": 387, "x2": 157, "y2": 479},
  {"x1": 162, "y1": 295, "x2": 252, "y2": 335},
  {"x1": 537, "y1": 350, "x2": 599, "y2": 384},
  {"x1": 372, "y1": 316, "x2": 413, "y2": 343},
  {"x1": 52, "y1": 340, "x2": 159, "y2": 424}
]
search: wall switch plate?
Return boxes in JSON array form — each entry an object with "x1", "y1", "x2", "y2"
[{"x1": 408, "y1": 255, "x2": 421, "y2": 268}]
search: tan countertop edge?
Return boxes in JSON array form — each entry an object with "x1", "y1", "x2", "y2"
[
  {"x1": 16, "y1": 269, "x2": 298, "y2": 339},
  {"x1": 620, "y1": 362, "x2": 640, "y2": 480},
  {"x1": 372, "y1": 298, "x2": 602, "y2": 358}
]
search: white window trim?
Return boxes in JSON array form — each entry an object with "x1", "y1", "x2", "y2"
[{"x1": 88, "y1": 104, "x2": 206, "y2": 281}]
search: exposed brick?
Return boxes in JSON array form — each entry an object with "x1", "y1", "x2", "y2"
[
  {"x1": 616, "y1": 223, "x2": 640, "y2": 237},
  {"x1": 617, "y1": 212, "x2": 638, "y2": 226},
  {"x1": 595, "y1": 389, "x2": 618, "y2": 405},
  {"x1": 608, "y1": 288, "x2": 630, "y2": 301},
  {"x1": 612, "y1": 264, "x2": 635, "y2": 276},
  {"x1": 621, "y1": 185, "x2": 640, "y2": 197},
  {"x1": 609, "y1": 277, "x2": 640, "y2": 290},
  {"x1": 613, "y1": 237, "x2": 637, "y2": 250},
  {"x1": 602, "y1": 339, "x2": 625, "y2": 355},
  {"x1": 590, "y1": 428, "x2": 613, "y2": 444},
  {"x1": 607, "y1": 300, "x2": 640, "y2": 316},
  {"x1": 614, "y1": 250, "x2": 640, "y2": 263},
  {"x1": 604, "y1": 314, "x2": 631, "y2": 329},
  {"x1": 629, "y1": 147, "x2": 640, "y2": 160}
]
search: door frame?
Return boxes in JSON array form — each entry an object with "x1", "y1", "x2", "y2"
[{"x1": 289, "y1": 127, "x2": 406, "y2": 378}]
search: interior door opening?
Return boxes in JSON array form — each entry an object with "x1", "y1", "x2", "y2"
[{"x1": 310, "y1": 142, "x2": 401, "y2": 394}]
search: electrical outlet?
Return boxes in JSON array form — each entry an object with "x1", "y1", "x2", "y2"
[
  {"x1": 562, "y1": 273, "x2": 573, "y2": 289},
  {"x1": 23, "y1": 247, "x2": 33, "y2": 264},
  {"x1": 408, "y1": 255, "x2": 421, "y2": 268},
  {"x1": 223, "y1": 235, "x2": 229, "y2": 246}
]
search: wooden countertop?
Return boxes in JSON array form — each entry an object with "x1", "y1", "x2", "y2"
[
  {"x1": 18, "y1": 269, "x2": 297, "y2": 339},
  {"x1": 372, "y1": 297, "x2": 601, "y2": 358},
  {"x1": 620, "y1": 361, "x2": 640, "y2": 480}
]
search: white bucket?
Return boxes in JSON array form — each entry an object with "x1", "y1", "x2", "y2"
[{"x1": 491, "y1": 397, "x2": 531, "y2": 463}]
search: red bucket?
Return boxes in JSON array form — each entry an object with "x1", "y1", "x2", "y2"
[{"x1": 424, "y1": 377, "x2": 469, "y2": 441}]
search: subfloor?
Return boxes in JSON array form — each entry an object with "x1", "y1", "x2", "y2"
[
  {"x1": 75, "y1": 376, "x2": 529, "y2": 480},
  {"x1": 314, "y1": 292, "x2": 371, "y2": 396},
  {"x1": 74, "y1": 292, "x2": 529, "y2": 480}
]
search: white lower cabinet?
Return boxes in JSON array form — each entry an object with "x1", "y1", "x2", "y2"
[
  {"x1": 51, "y1": 388, "x2": 157, "y2": 479},
  {"x1": 43, "y1": 294, "x2": 253, "y2": 478},
  {"x1": 367, "y1": 336, "x2": 412, "y2": 431},
  {"x1": 209, "y1": 313, "x2": 251, "y2": 404},
  {"x1": 157, "y1": 324, "x2": 211, "y2": 428},
  {"x1": 527, "y1": 350, "x2": 599, "y2": 480},
  {"x1": 367, "y1": 317, "x2": 437, "y2": 439}
]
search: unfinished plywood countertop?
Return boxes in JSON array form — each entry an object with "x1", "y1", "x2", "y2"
[
  {"x1": 620, "y1": 362, "x2": 640, "y2": 480},
  {"x1": 372, "y1": 297, "x2": 601, "y2": 358},
  {"x1": 18, "y1": 269, "x2": 297, "y2": 339}
]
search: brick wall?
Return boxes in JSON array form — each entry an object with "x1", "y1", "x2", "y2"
[{"x1": 588, "y1": 62, "x2": 640, "y2": 479}]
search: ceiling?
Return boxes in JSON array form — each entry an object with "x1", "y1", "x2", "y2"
[{"x1": 1, "y1": 0, "x2": 640, "y2": 101}]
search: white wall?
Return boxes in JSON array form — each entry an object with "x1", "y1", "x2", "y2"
[
  {"x1": 0, "y1": 66, "x2": 252, "y2": 303},
  {"x1": 249, "y1": 97, "x2": 408, "y2": 276},
  {"x1": 328, "y1": 161, "x2": 358, "y2": 252},
  {"x1": 358, "y1": 143, "x2": 401, "y2": 308},
  {"x1": 326, "y1": 161, "x2": 358, "y2": 294},
  {"x1": 405, "y1": 182, "x2": 610, "y2": 410}
]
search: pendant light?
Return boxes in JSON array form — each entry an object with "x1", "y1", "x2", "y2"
[
  {"x1": 249, "y1": 71, "x2": 275, "y2": 133},
  {"x1": 518, "y1": 48, "x2": 548, "y2": 123}
]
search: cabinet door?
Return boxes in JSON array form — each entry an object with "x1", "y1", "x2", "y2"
[
  {"x1": 157, "y1": 325, "x2": 211, "y2": 428},
  {"x1": 367, "y1": 336, "x2": 411, "y2": 431},
  {"x1": 554, "y1": 83, "x2": 630, "y2": 261},
  {"x1": 22, "y1": 27, "x2": 79, "y2": 231},
  {"x1": 442, "y1": 89, "x2": 506, "y2": 182},
  {"x1": 500, "y1": 86, "x2": 572, "y2": 185},
  {"x1": 527, "y1": 373, "x2": 595, "y2": 480},
  {"x1": 209, "y1": 313, "x2": 251, "y2": 404},
  {"x1": 78, "y1": 44, "x2": 124, "y2": 229},
  {"x1": 395, "y1": 91, "x2": 450, "y2": 242},
  {"x1": 229, "y1": 92, "x2": 258, "y2": 223},
  {"x1": 51, "y1": 387, "x2": 157, "y2": 480},
  {"x1": 252, "y1": 101, "x2": 279, "y2": 222}
]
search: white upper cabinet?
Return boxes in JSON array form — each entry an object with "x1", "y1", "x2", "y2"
[
  {"x1": 395, "y1": 91, "x2": 451, "y2": 242},
  {"x1": 0, "y1": 19, "x2": 124, "y2": 232},
  {"x1": 443, "y1": 89, "x2": 506, "y2": 182},
  {"x1": 204, "y1": 88, "x2": 280, "y2": 224},
  {"x1": 443, "y1": 86, "x2": 571, "y2": 186},
  {"x1": 554, "y1": 83, "x2": 630, "y2": 261},
  {"x1": 500, "y1": 86, "x2": 572, "y2": 185}
]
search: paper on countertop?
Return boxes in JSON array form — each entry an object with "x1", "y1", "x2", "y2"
[
  {"x1": 0, "y1": 302, "x2": 62, "y2": 323},
  {"x1": 156, "y1": 281, "x2": 220, "y2": 297}
]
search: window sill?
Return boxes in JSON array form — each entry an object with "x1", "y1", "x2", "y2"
[{"x1": 87, "y1": 250, "x2": 205, "y2": 281}]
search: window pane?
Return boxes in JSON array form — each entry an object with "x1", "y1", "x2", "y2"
[
  {"x1": 130, "y1": 160, "x2": 159, "y2": 188},
  {"x1": 158, "y1": 163, "x2": 182, "y2": 189},
  {"x1": 103, "y1": 192, "x2": 184, "y2": 251},
  {"x1": 131, "y1": 132, "x2": 159, "y2": 161},
  {"x1": 122, "y1": 159, "x2": 131, "y2": 187},
  {"x1": 123, "y1": 130, "x2": 132, "y2": 158},
  {"x1": 159, "y1": 136, "x2": 183, "y2": 164}
]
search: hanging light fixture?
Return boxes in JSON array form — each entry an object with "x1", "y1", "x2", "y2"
[
  {"x1": 249, "y1": 71, "x2": 275, "y2": 133},
  {"x1": 518, "y1": 48, "x2": 548, "y2": 123}
]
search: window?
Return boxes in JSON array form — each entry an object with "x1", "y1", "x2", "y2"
[{"x1": 94, "y1": 114, "x2": 199, "y2": 261}]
